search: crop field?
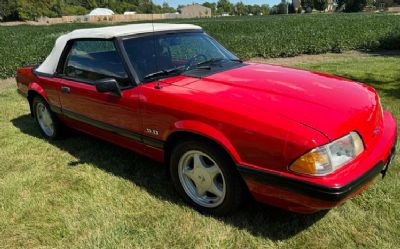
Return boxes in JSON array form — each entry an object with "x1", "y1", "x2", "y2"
[{"x1": 1, "y1": 13, "x2": 400, "y2": 79}]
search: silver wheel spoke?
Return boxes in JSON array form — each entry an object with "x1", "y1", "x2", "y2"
[
  {"x1": 43, "y1": 112, "x2": 52, "y2": 126},
  {"x1": 195, "y1": 184, "x2": 207, "y2": 197},
  {"x1": 183, "y1": 167, "x2": 196, "y2": 181},
  {"x1": 204, "y1": 165, "x2": 220, "y2": 179},
  {"x1": 193, "y1": 154, "x2": 204, "y2": 170},
  {"x1": 208, "y1": 183, "x2": 224, "y2": 198}
]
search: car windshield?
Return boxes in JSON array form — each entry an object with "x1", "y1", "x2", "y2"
[{"x1": 122, "y1": 32, "x2": 239, "y2": 82}]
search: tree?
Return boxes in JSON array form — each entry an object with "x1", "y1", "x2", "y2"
[
  {"x1": 246, "y1": 4, "x2": 265, "y2": 15},
  {"x1": 234, "y1": 1, "x2": 247, "y2": 16},
  {"x1": 202, "y1": 2, "x2": 216, "y2": 15},
  {"x1": 277, "y1": 1, "x2": 288, "y2": 14},
  {"x1": 260, "y1": 4, "x2": 270, "y2": 15},
  {"x1": 301, "y1": 0, "x2": 314, "y2": 12},
  {"x1": 160, "y1": 2, "x2": 175, "y2": 13},
  {"x1": 336, "y1": 0, "x2": 367, "y2": 12},
  {"x1": 65, "y1": 0, "x2": 97, "y2": 10},
  {"x1": 217, "y1": 0, "x2": 233, "y2": 15},
  {"x1": 177, "y1": 5, "x2": 185, "y2": 14},
  {"x1": 0, "y1": 0, "x2": 18, "y2": 21},
  {"x1": 61, "y1": 4, "x2": 88, "y2": 15},
  {"x1": 313, "y1": 0, "x2": 328, "y2": 11},
  {"x1": 136, "y1": 0, "x2": 154, "y2": 13}
]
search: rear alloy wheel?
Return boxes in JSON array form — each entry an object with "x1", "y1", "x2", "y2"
[
  {"x1": 170, "y1": 140, "x2": 244, "y2": 216},
  {"x1": 32, "y1": 96, "x2": 63, "y2": 140}
]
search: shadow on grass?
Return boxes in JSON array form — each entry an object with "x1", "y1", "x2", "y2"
[
  {"x1": 11, "y1": 114, "x2": 327, "y2": 241},
  {"x1": 337, "y1": 72, "x2": 400, "y2": 100},
  {"x1": 352, "y1": 50, "x2": 400, "y2": 99},
  {"x1": 363, "y1": 49, "x2": 400, "y2": 58}
]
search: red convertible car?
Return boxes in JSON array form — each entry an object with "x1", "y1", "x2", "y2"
[{"x1": 16, "y1": 23, "x2": 397, "y2": 215}]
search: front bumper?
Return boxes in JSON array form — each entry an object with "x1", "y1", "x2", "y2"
[
  {"x1": 381, "y1": 134, "x2": 397, "y2": 178},
  {"x1": 239, "y1": 111, "x2": 397, "y2": 213}
]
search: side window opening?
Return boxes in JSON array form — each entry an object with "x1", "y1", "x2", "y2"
[{"x1": 63, "y1": 40, "x2": 130, "y2": 87}]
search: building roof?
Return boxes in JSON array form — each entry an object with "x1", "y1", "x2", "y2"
[
  {"x1": 36, "y1": 23, "x2": 202, "y2": 75},
  {"x1": 88, "y1": 8, "x2": 115, "y2": 16}
]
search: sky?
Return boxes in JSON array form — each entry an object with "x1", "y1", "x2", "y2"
[{"x1": 153, "y1": 0, "x2": 281, "y2": 8}]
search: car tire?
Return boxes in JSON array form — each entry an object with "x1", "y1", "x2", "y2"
[
  {"x1": 170, "y1": 140, "x2": 245, "y2": 216},
  {"x1": 32, "y1": 96, "x2": 63, "y2": 140}
]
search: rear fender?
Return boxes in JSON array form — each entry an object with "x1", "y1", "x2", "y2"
[
  {"x1": 28, "y1": 82, "x2": 49, "y2": 102},
  {"x1": 27, "y1": 82, "x2": 49, "y2": 117}
]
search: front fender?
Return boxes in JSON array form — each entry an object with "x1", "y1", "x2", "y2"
[{"x1": 166, "y1": 120, "x2": 241, "y2": 163}]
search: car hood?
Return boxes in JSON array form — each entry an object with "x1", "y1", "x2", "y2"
[{"x1": 168, "y1": 63, "x2": 382, "y2": 141}]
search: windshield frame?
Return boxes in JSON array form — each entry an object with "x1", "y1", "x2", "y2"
[{"x1": 118, "y1": 30, "x2": 240, "y2": 85}]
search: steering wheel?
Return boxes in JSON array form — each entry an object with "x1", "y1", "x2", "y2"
[{"x1": 185, "y1": 54, "x2": 208, "y2": 69}]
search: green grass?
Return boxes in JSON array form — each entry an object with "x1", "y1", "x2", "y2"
[
  {"x1": 1, "y1": 13, "x2": 400, "y2": 79},
  {"x1": 0, "y1": 52, "x2": 399, "y2": 248}
]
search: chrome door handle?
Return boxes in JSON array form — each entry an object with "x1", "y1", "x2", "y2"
[{"x1": 61, "y1": 86, "x2": 70, "y2": 93}]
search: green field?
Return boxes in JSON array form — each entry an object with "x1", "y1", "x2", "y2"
[
  {"x1": 1, "y1": 13, "x2": 400, "y2": 79},
  {"x1": 0, "y1": 51, "x2": 399, "y2": 248}
]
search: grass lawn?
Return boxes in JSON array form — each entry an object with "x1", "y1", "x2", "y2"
[{"x1": 0, "y1": 52, "x2": 399, "y2": 248}]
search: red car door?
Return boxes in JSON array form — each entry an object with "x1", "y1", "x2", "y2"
[
  {"x1": 57, "y1": 39, "x2": 142, "y2": 138},
  {"x1": 59, "y1": 79, "x2": 142, "y2": 133}
]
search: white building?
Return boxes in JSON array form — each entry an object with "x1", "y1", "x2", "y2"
[
  {"x1": 124, "y1": 11, "x2": 137, "y2": 15},
  {"x1": 88, "y1": 8, "x2": 115, "y2": 16}
]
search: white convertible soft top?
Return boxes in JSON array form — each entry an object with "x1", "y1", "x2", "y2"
[{"x1": 36, "y1": 23, "x2": 202, "y2": 75}]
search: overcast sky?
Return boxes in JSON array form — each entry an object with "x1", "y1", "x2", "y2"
[{"x1": 153, "y1": 0, "x2": 281, "y2": 8}]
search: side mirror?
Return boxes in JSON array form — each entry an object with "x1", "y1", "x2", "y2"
[{"x1": 94, "y1": 78, "x2": 122, "y2": 97}]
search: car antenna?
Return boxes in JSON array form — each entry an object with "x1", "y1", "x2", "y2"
[{"x1": 151, "y1": 2, "x2": 162, "y2": 90}]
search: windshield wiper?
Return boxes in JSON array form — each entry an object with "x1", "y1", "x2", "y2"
[
  {"x1": 195, "y1": 58, "x2": 243, "y2": 68},
  {"x1": 230, "y1": 58, "x2": 243, "y2": 63},
  {"x1": 193, "y1": 65, "x2": 211, "y2": 70},
  {"x1": 196, "y1": 58, "x2": 225, "y2": 67},
  {"x1": 143, "y1": 68, "x2": 182, "y2": 80}
]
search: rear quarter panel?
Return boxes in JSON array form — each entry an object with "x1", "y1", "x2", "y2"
[
  {"x1": 16, "y1": 67, "x2": 34, "y2": 96},
  {"x1": 16, "y1": 67, "x2": 61, "y2": 108}
]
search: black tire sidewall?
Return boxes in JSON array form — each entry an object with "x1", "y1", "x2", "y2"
[{"x1": 170, "y1": 140, "x2": 244, "y2": 216}]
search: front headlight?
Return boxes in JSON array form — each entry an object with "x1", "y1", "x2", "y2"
[{"x1": 289, "y1": 132, "x2": 364, "y2": 176}]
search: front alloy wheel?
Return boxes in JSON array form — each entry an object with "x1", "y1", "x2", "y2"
[
  {"x1": 170, "y1": 140, "x2": 245, "y2": 216},
  {"x1": 178, "y1": 150, "x2": 226, "y2": 208}
]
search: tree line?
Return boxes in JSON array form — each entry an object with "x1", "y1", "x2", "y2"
[
  {"x1": 0, "y1": 0, "x2": 273, "y2": 21},
  {"x1": 195, "y1": 0, "x2": 379, "y2": 16},
  {"x1": 195, "y1": 1, "x2": 271, "y2": 16},
  {"x1": 209, "y1": 0, "x2": 381, "y2": 15},
  {"x1": 0, "y1": 0, "x2": 175, "y2": 21},
  {"x1": 1, "y1": 0, "x2": 393, "y2": 22}
]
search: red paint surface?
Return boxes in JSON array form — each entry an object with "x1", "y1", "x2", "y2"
[{"x1": 16, "y1": 63, "x2": 397, "y2": 213}]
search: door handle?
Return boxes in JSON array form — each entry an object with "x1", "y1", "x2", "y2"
[{"x1": 61, "y1": 86, "x2": 70, "y2": 93}]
